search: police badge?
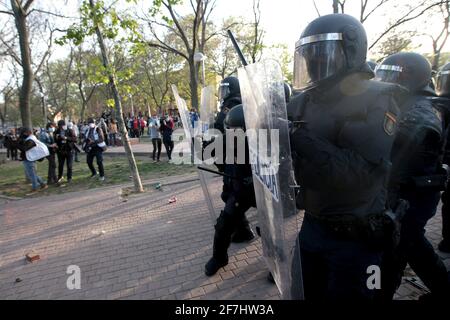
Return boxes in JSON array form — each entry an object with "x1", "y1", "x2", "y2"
[{"x1": 383, "y1": 111, "x2": 397, "y2": 136}]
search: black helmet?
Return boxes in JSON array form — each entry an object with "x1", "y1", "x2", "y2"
[
  {"x1": 436, "y1": 62, "x2": 450, "y2": 97},
  {"x1": 218, "y1": 76, "x2": 240, "y2": 103},
  {"x1": 375, "y1": 52, "x2": 434, "y2": 95},
  {"x1": 57, "y1": 120, "x2": 65, "y2": 127},
  {"x1": 284, "y1": 82, "x2": 292, "y2": 103},
  {"x1": 224, "y1": 104, "x2": 245, "y2": 130},
  {"x1": 293, "y1": 14, "x2": 369, "y2": 90},
  {"x1": 367, "y1": 60, "x2": 377, "y2": 71}
]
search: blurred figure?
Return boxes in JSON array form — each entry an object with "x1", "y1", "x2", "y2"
[
  {"x1": 160, "y1": 115, "x2": 174, "y2": 161},
  {"x1": 0, "y1": 130, "x2": 4, "y2": 149},
  {"x1": 5, "y1": 128, "x2": 18, "y2": 161},
  {"x1": 39, "y1": 122, "x2": 58, "y2": 185},
  {"x1": 83, "y1": 118, "x2": 106, "y2": 181},
  {"x1": 99, "y1": 118, "x2": 109, "y2": 146},
  {"x1": 68, "y1": 121, "x2": 80, "y2": 163},
  {"x1": 149, "y1": 114, "x2": 161, "y2": 162},
  {"x1": 108, "y1": 119, "x2": 118, "y2": 147},
  {"x1": 55, "y1": 120, "x2": 77, "y2": 183},
  {"x1": 131, "y1": 117, "x2": 139, "y2": 138},
  {"x1": 17, "y1": 127, "x2": 47, "y2": 194}
]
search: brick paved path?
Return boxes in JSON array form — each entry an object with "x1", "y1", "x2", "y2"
[{"x1": 0, "y1": 173, "x2": 449, "y2": 300}]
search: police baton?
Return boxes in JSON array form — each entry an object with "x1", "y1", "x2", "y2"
[
  {"x1": 227, "y1": 30, "x2": 248, "y2": 67},
  {"x1": 197, "y1": 166, "x2": 241, "y2": 181}
]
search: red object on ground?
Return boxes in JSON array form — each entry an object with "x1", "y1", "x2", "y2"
[
  {"x1": 26, "y1": 252, "x2": 40, "y2": 262},
  {"x1": 168, "y1": 196, "x2": 177, "y2": 204}
]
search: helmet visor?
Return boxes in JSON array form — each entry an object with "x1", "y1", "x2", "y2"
[
  {"x1": 293, "y1": 33, "x2": 346, "y2": 91},
  {"x1": 218, "y1": 83, "x2": 231, "y2": 102},
  {"x1": 374, "y1": 64, "x2": 404, "y2": 85},
  {"x1": 437, "y1": 70, "x2": 450, "y2": 96}
]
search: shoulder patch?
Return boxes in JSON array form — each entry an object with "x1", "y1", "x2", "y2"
[{"x1": 383, "y1": 111, "x2": 397, "y2": 136}]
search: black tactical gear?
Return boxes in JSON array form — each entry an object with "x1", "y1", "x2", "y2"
[
  {"x1": 376, "y1": 53, "x2": 450, "y2": 300},
  {"x1": 284, "y1": 82, "x2": 292, "y2": 103},
  {"x1": 436, "y1": 62, "x2": 450, "y2": 97},
  {"x1": 293, "y1": 14, "x2": 372, "y2": 90},
  {"x1": 205, "y1": 82, "x2": 255, "y2": 277},
  {"x1": 218, "y1": 76, "x2": 241, "y2": 103},
  {"x1": 224, "y1": 104, "x2": 245, "y2": 130},
  {"x1": 288, "y1": 70, "x2": 407, "y2": 300},
  {"x1": 375, "y1": 52, "x2": 434, "y2": 95},
  {"x1": 434, "y1": 89, "x2": 450, "y2": 253}
]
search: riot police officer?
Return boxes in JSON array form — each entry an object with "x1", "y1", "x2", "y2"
[
  {"x1": 436, "y1": 62, "x2": 450, "y2": 254},
  {"x1": 288, "y1": 14, "x2": 406, "y2": 300},
  {"x1": 205, "y1": 104, "x2": 256, "y2": 276},
  {"x1": 375, "y1": 52, "x2": 450, "y2": 300}
]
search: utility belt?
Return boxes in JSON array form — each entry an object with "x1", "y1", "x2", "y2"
[{"x1": 306, "y1": 200, "x2": 408, "y2": 250}]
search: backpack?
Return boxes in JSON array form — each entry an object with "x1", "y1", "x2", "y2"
[{"x1": 25, "y1": 135, "x2": 50, "y2": 161}]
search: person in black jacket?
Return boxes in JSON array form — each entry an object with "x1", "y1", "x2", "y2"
[
  {"x1": 375, "y1": 52, "x2": 450, "y2": 300},
  {"x1": 5, "y1": 128, "x2": 18, "y2": 160},
  {"x1": 204, "y1": 104, "x2": 256, "y2": 276},
  {"x1": 55, "y1": 120, "x2": 77, "y2": 183},
  {"x1": 83, "y1": 118, "x2": 106, "y2": 181},
  {"x1": 39, "y1": 122, "x2": 58, "y2": 185},
  {"x1": 288, "y1": 14, "x2": 406, "y2": 300},
  {"x1": 435, "y1": 62, "x2": 450, "y2": 254}
]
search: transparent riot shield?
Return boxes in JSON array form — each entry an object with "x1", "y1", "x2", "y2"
[
  {"x1": 199, "y1": 85, "x2": 216, "y2": 135},
  {"x1": 171, "y1": 85, "x2": 194, "y2": 163},
  {"x1": 197, "y1": 165, "x2": 223, "y2": 223},
  {"x1": 196, "y1": 85, "x2": 222, "y2": 222},
  {"x1": 171, "y1": 85, "x2": 193, "y2": 140},
  {"x1": 238, "y1": 60, "x2": 303, "y2": 300}
]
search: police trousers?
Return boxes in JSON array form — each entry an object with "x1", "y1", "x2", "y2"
[
  {"x1": 212, "y1": 190, "x2": 253, "y2": 262},
  {"x1": 380, "y1": 189, "x2": 449, "y2": 299},
  {"x1": 291, "y1": 213, "x2": 382, "y2": 301}
]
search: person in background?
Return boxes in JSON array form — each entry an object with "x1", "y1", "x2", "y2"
[
  {"x1": 0, "y1": 130, "x2": 4, "y2": 149},
  {"x1": 83, "y1": 118, "x2": 106, "y2": 181},
  {"x1": 55, "y1": 120, "x2": 77, "y2": 183},
  {"x1": 5, "y1": 128, "x2": 18, "y2": 161},
  {"x1": 108, "y1": 119, "x2": 118, "y2": 147},
  {"x1": 149, "y1": 115, "x2": 162, "y2": 162},
  {"x1": 160, "y1": 115, "x2": 174, "y2": 161},
  {"x1": 17, "y1": 127, "x2": 47, "y2": 194},
  {"x1": 190, "y1": 110, "x2": 199, "y2": 129},
  {"x1": 140, "y1": 117, "x2": 146, "y2": 137},
  {"x1": 68, "y1": 121, "x2": 80, "y2": 163},
  {"x1": 39, "y1": 122, "x2": 58, "y2": 185},
  {"x1": 132, "y1": 117, "x2": 140, "y2": 138},
  {"x1": 99, "y1": 118, "x2": 109, "y2": 146}
]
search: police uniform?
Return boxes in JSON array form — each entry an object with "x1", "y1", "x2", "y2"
[
  {"x1": 288, "y1": 13, "x2": 405, "y2": 300},
  {"x1": 375, "y1": 52, "x2": 450, "y2": 300},
  {"x1": 204, "y1": 95, "x2": 256, "y2": 276},
  {"x1": 435, "y1": 63, "x2": 450, "y2": 253}
]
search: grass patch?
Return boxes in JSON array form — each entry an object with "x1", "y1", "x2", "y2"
[{"x1": 0, "y1": 154, "x2": 196, "y2": 198}]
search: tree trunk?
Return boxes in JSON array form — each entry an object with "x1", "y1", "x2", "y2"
[
  {"x1": 11, "y1": 0, "x2": 33, "y2": 129},
  {"x1": 89, "y1": 0, "x2": 143, "y2": 193},
  {"x1": 189, "y1": 59, "x2": 199, "y2": 111},
  {"x1": 333, "y1": 0, "x2": 339, "y2": 13}
]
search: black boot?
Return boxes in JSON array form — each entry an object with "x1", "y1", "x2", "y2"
[
  {"x1": 231, "y1": 226, "x2": 255, "y2": 243},
  {"x1": 231, "y1": 215, "x2": 255, "y2": 243},
  {"x1": 205, "y1": 256, "x2": 228, "y2": 276},
  {"x1": 205, "y1": 212, "x2": 233, "y2": 276}
]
